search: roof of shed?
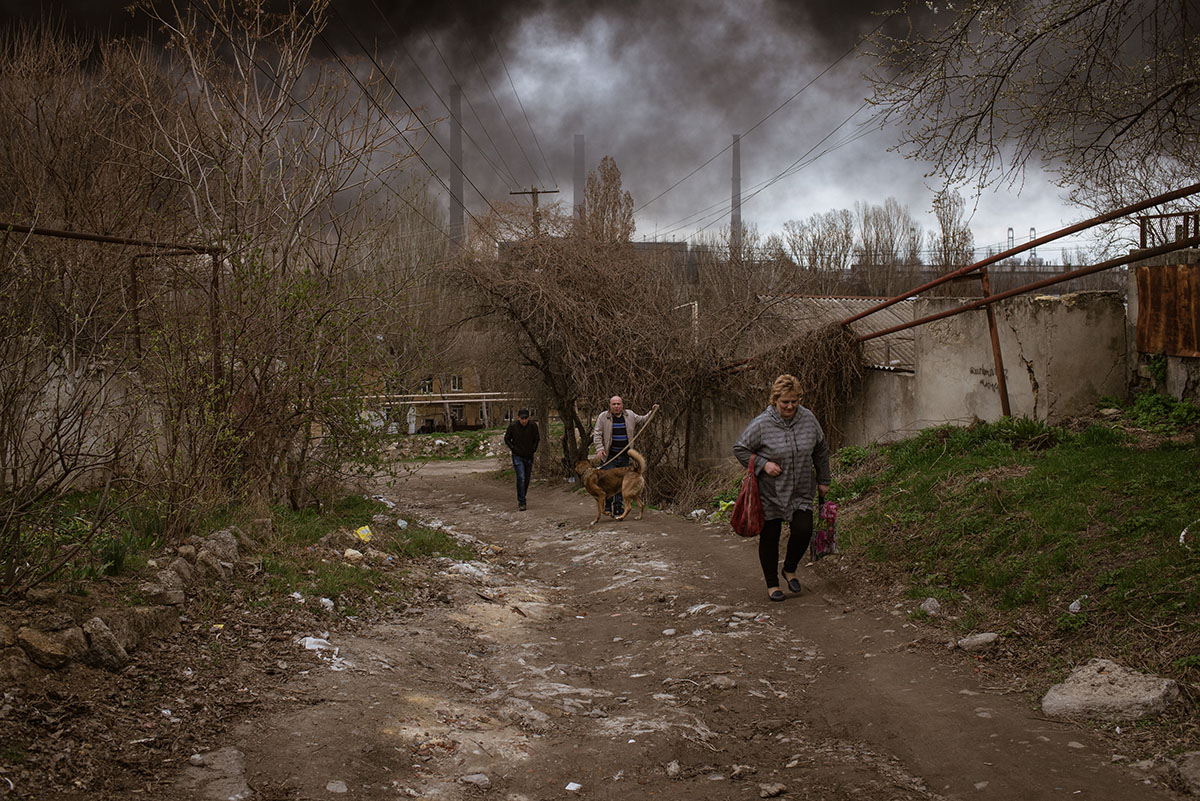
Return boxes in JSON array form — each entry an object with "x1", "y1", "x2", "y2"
[{"x1": 768, "y1": 296, "x2": 916, "y2": 371}]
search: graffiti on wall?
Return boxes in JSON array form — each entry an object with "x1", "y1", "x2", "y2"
[{"x1": 970, "y1": 365, "x2": 1009, "y2": 392}]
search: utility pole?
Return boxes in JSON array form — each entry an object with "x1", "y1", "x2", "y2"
[
  {"x1": 510, "y1": 186, "x2": 560, "y2": 237},
  {"x1": 449, "y1": 85, "x2": 464, "y2": 245},
  {"x1": 573, "y1": 134, "x2": 585, "y2": 224},
  {"x1": 731, "y1": 133, "x2": 742, "y2": 256}
]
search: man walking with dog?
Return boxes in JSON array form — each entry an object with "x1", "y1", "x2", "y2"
[
  {"x1": 504, "y1": 408, "x2": 540, "y2": 511},
  {"x1": 592, "y1": 396, "x2": 658, "y2": 517}
]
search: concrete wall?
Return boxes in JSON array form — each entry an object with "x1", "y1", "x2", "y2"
[
  {"x1": 913, "y1": 291, "x2": 1127, "y2": 427},
  {"x1": 692, "y1": 291, "x2": 1129, "y2": 462}
]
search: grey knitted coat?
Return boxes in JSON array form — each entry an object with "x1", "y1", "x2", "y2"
[{"x1": 733, "y1": 405, "x2": 831, "y2": 520}]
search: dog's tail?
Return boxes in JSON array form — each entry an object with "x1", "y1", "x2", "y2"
[{"x1": 627, "y1": 448, "x2": 646, "y2": 474}]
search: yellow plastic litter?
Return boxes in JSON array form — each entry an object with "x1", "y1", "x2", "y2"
[{"x1": 355, "y1": 525, "x2": 373, "y2": 543}]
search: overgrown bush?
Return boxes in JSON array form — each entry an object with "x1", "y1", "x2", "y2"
[{"x1": 0, "y1": 7, "x2": 447, "y2": 593}]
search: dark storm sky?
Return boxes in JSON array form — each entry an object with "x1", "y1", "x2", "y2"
[{"x1": 0, "y1": 0, "x2": 1078, "y2": 254}]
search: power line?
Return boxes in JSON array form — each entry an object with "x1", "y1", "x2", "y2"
[
  {"x1": 418, "y1": 24, "x2": 531, "y2": 188},
  {"x1": 324, "y1": 7, "x2": 509, "y2": 227},
  {"x1": 492, "y1": 35, "x2": 557, "y2": 188},
  {"x1": 634, "y1": 13, "x2": 893, "y2": 216},
  {"x1": 467, "y1": 39, "x2": 540, "y2": 187},
  {"x1": 184, "y1": 0, "x2": 490, "y2": 259},
  {"x1": 363, "y1": 0, "x2": 523, "y2": 190},
  {"x1": 653, "y1": 102, "x2": 877, "y2": 240}
]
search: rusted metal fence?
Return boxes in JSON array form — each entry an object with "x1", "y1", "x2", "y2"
[
  {"x1": 840, "y1": 183, "x2": 1200, "y2": 416},
  {"x1": 1138, "y1": 211, "x2": 1200, "y2": 249},
  {"x1": 2, "y1": 220, "x2": 225, "y2": 387},
  {"x1": 1137, "y1": 262, "x2": 1200, "y2": 358}
]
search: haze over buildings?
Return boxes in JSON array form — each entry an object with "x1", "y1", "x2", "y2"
[{"x1": 6, "y1": 0, "x2": 1101, "y2": 260}]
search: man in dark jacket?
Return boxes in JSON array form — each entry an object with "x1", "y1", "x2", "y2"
[{"x1": 503, "y1": 409, "x2": 540, "y2": 511}]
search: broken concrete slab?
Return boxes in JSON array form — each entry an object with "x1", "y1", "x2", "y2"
[{"x1": 1041, "y1": 658, "x2": 1178, "y2": 721}]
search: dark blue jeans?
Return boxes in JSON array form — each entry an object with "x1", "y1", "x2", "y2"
[
  {"x1": 603, "y1": 449, "x2": 630, "y2": 515},
  {"x1": 512, "y1": 455, "x2": 533, "y2": 505}
]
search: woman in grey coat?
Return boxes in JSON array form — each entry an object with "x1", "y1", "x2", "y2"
[{"x1": 733, "y1": 374, "x2": 831, "y2": 602}]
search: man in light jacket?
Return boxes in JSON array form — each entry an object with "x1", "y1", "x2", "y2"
[{"x1": 592, "y1": 396, "x2": 657, "y2": 517}]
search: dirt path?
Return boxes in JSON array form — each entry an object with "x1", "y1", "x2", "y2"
[{"x1": 196, "y1": 459, "x2": 1180, "y2": 800}]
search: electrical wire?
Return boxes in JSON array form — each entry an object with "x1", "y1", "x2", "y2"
[
  {"x1": 492, "y1": 34, "x2": 557, "y2": 188},
  {"x1": 634, "y1": 12, "x2": 893, "y2": 216},
  {"x1": 467, "y1": 39, "x2": 540, "y2": 187},
  {"x1": 364, "y1": 0, "x2": 524, "y2": 190},
  {"x1": 183, "y1": 0, "x2": 491, "y2": 259},
  {"x1": 653, "y1": 101, "x2": 877, "y2": 240},
  {"x1": 426, "y1": 30, "x2": 525, "y2": 188},
  {"x1": 326, "y1": 5, "x2": 509, "y2": 224}
]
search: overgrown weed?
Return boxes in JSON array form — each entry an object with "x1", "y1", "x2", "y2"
[{"x1": 829, "y1": 415, "x2": 1200, "y2": 692}]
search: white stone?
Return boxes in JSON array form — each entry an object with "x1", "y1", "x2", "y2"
[
  {"x1": 460, "y1": 773, "x2": 491, "y2": 788},
  {"x1": 1041, "y1": 658, "x2": 1179, "y2": 721},
  {"x1": 919, "y1": 597, "x2": 941, "y2": 616},
  {"x1": 957, "y1": 632, "x2": 1000, "y2": 651}
]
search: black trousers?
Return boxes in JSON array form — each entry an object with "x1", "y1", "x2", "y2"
[{"x1": 758, "y1": 508, "x2": 814, "y2": 587}]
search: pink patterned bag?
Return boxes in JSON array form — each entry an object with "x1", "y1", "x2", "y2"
[{"x1": 809, "y1": 497, "x2": 839, "y2": 561}]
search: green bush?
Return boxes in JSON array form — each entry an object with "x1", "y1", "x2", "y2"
[
  {"x1": 1124, "y1": 392, "x2": 1200, "y2": 433},
  {"x1": 836, "y1": 445, "x2": 870, "y2": 468}
]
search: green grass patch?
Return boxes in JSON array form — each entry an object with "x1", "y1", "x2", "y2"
[
  {"x1": 271, "y1": 495, "x2": 384, "y2": 546},
  {"x1": 839, "y1": 417, "x2": 1200, "y2": 641},
  {"x1": 260, "y1": 495, "x2": 476, "y2": 615}
]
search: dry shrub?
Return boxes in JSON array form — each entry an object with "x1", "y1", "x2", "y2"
[{"x1": 735, "y1": 322, "x2": 866, "y2": 447}]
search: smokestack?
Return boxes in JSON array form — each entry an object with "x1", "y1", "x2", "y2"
[
  {"x1": 574, "y1": 134, "x2": 585, "y2": 222},
  {"x1": 449, "y1": 84, "x2": 464, "y2": 244},
  {"x1": 731, "y1": 133, "x2": 742, "y2": 255}
]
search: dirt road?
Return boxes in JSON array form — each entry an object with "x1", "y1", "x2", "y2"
[{"x1": 195, "y1": 459, "x2": 1180, "y2": 800}]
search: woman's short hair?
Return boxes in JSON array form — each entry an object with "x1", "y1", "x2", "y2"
[{"x1": 769, "y1": 374, "x2": 801, "y2": 404}]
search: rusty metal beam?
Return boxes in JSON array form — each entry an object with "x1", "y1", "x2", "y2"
[
  {"x1": 841, "y1": 182, "x2": 1200, "y2": 328},
  {"x1": 857, "y1": 234, "x2": 1200, "y2": 343},
  {"x1": 1, "y1": 220, "x2": 222, "y2": 254},
  {"x1": 978, "y1": 266, "x2": 1011, "y2": 416}
]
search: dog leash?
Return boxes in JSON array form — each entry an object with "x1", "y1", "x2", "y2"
[{"x1": 596, "y1": 405, "x2": 660, "y2": 469}]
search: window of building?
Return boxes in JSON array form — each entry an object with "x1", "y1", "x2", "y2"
[
  {"x1": 450, "y1": 374, "x2": 463, "y2": 391},
  {"x1": 419, "y1": 376, "x2": 433, "y2": 393},
  {"x1": 450, "y1": 404, "x2": 465, "y2": 421}
]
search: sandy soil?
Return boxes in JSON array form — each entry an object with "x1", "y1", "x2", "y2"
[{"x1": 170, "y1": 457, "x2": 1182, "y2": 801}]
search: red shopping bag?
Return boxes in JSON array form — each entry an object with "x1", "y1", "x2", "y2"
[{"x1": 731, "y1": 455, "x2": 765, "y2": 538}]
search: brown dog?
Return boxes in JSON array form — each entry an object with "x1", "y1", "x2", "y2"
[{"x1": 574, "y1": 448, "x2": 647, "y2": 525}]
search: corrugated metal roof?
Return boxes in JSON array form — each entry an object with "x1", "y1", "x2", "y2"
[{"x1": 767, "y1": 296, "x2": 917, "y2": 371}]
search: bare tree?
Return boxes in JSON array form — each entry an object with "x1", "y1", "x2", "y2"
[
  {"x1": 128, "y1": 0, "x2": 434, "y2": 516},
  {"x1": 581, "y1": 155, "x2": 635, "y2": 243},
  {"x1": 460, "y1": 199, "x2": 801, "y2": 495},
  {"x1": 854, "y1": 197, "x2": 923, "y2": 295},
  {"x1": 930, "y1": 187, "x2": 976, "y2": 271},
  {"x1": 781, "y1": 209, "x2": 856, "y2": 293},
  {"x1": 0, "y1": 1, "x2": 441, "y2": 590},
  {"x1": 868, "y1": 0, "x2": 1200, "y2": 212},
  {"x1": 0, "y1": 24, "x2": 177, "y2": 591}
]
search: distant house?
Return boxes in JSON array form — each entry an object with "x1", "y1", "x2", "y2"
[{"x1": 361, "y1": 369, "x2": 527, "y2": 434}]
